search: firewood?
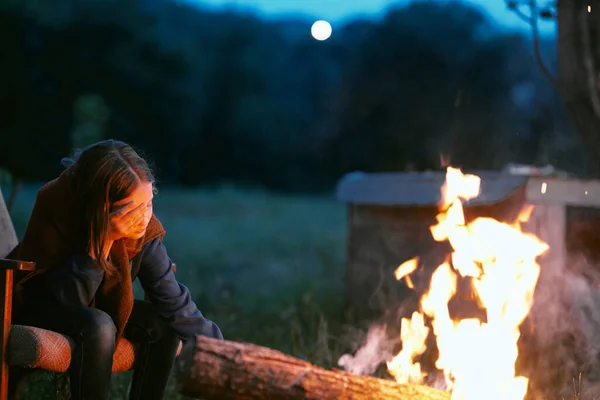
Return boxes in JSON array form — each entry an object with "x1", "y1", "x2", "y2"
[{"x1": 176, "y1": 336, "x2": 450, "y2": 400}]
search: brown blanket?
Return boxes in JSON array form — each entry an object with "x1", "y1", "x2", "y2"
[{"x1": 8, "y1": 170, "x2": 166, "y2": 336}]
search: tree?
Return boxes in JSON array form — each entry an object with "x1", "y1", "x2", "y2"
[
  {"x1": 326, "y1": 1, "x2": 525, "y2": 176},
  {"x1": 508, "y1": 0, "x2": 600, "y2": 175},
  {"x1": 0, "y1": 0, "x2": 190, "y2": 186}
]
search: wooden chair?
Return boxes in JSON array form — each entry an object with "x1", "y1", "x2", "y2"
[{"x1": 0, "y1": 189, "x2": 180, "y2": 399}]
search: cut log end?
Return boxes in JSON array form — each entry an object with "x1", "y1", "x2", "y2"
[{"x1": 176, "y1": 336, "x2": 450, "y2": 400}]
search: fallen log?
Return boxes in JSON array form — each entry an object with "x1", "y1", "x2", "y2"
[{"x1": 176, "y1": 336, "x2": 450, "y2": 400}]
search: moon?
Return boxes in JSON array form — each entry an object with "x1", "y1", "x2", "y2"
[{"x1": 311, "y1": 20, "x2": 332, "y2": 41}]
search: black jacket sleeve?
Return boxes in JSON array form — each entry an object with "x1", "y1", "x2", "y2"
[{"x1": 137, "y1": 238, "x2": 223, "y2": 341}]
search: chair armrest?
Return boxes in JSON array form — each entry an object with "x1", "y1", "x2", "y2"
[
  {"x1": 0, "y1": 259, "x2": 33, "y2": 394},
  {"x1": 0, "y1": 259, "x2": 35, "y2": 271}
]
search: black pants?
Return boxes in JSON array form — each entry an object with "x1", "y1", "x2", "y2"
[{"x1": 12, "y1": 300, "x2": 181, "y2": 400}]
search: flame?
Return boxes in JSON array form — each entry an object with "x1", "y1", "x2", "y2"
[
  {"x1": 387, "y1": 167, "x2": 549, "y2": 400},
  {"x1": 395, "y1": 257, "x2": 419, "y2": 289}
]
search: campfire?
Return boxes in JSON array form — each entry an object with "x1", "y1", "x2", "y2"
[
  {"x1": 173, "y1": 165, "x2": 600, "y2": 400},
  {"x1": 388, "y1": 167, "x2": 549, "y2": 400}
]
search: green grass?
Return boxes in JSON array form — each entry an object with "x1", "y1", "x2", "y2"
[
  {"x1": 6, "y1": 183, "x2": 369, "y2": 399},
  {"x1": 5, "y1": 184, "x2": 599, "y2": 400}
]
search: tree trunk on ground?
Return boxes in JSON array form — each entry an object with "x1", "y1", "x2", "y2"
[
  {"x1": 557, "y1": 0, "x2": 600, "y2": 176},
  {"x1": 176, "y1": 336, "x2": 450, "y2": 400}
]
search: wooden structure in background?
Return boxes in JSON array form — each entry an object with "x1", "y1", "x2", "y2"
[
  {"x1": 176, "y1": 335, "x2": 450, "y2": 400},
  {"x1": 335, "y1": 166, "x2": 600, "y2": 319}
]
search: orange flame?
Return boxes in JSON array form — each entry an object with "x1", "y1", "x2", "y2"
[
  {"x1": 395, "y1": 257, "x2": 419, "y2": 289},
  {"x1": 387, "y1": 167, "x2": 549, "y2": 400}
]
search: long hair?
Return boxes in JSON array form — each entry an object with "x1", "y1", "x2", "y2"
[{"x1": 61, "y1": 139, "x2": 156, "y2": 275}]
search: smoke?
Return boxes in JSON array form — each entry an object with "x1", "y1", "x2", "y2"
[
  {"x1": 337, "y1": 324, "x2": 397, "y2": 376},
  {"x1": 522, "y1": 252, "x2": 600, "y2": 399}
]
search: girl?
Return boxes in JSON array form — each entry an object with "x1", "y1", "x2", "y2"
[{"x1": 9, "y1": 139, "x2": 222, "y2": 400}]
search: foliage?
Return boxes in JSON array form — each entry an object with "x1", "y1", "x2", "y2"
[
  {"x1": 70, "y1": 93, "x2": 109, "y2": 151},
  {"x1": 327, "y1": 2, "x2": 516, "y2": 172},
  {"x1": 0, "y1": 0, "x2": 581, "y2": 192}
]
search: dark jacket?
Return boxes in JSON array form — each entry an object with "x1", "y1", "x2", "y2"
[{"x1": 28, "y1": 237, "x2": 223, "y2": 341}]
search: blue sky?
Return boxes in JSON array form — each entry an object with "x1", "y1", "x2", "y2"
[{"x1": 185, "y1": 0, "x2": 555, "y2": 35}]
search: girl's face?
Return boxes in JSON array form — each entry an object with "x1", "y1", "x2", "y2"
[{"x1": 112, "y1": 181, "x2": 154, "y2": 240}]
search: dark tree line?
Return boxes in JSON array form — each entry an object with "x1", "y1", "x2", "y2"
[{"x1": 0, "y1": 0, "x2": 580, "y2": 193}]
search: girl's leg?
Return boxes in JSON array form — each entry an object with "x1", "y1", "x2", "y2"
[
  {"x1": 8, "y1": 366, "x2": 33, "y2": 400},
  {"x1": 125, "y1": 300, "x2": 181, "y2": 400},
  {"x1": 13, "y1": 303, "x2": 116, "y2": 400}
]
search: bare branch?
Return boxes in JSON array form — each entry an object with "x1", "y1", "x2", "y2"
[
  {"x1": 506, "y1": 0, "x2": 562, "y2": 93},
  {"x1": 529, "y1": 1, "x2": 561, "y2": 88},
  {"x1": 579, "y1": 4, "x2": 600, "y2": 119},
  {"x1": 508, "y1": 1, "x2": 534, "y2": 23}
]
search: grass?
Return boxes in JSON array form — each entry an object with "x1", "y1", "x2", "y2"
[
  {"x1": 6, "y1": 183, "x2": 596, "y2": 400},
  {"x1": 6, "y1": 183, "x2": 370, "y2": 399}
]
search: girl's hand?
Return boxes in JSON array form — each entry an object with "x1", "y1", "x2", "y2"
[{"x1": 107, "y1": 202, "x2": 146, "y2": 241}]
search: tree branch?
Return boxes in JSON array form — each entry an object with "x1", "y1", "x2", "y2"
[{"x1": 507, "y1": 0, "x2": 562, "y2": 93}]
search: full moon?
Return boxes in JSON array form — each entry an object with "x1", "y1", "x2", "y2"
[{"x1": 311, "y1": 20, "x2": 332, "y2": 41}]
